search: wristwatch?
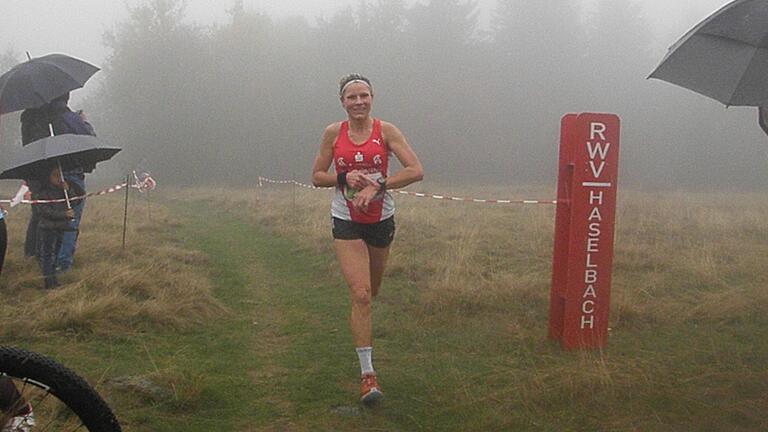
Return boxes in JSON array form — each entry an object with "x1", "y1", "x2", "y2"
[{"x1": 376, "y1": 176, "x2": 387, "y2": 192}]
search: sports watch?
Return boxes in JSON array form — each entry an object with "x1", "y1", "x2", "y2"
[{"x1": 376, "y1": 176, "x2": 387, "y2": 192}]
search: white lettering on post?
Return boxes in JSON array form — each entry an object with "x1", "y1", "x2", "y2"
[
  {"x1": 585, "y1": 269, "x2": 598, "y2": 284},
  {"x1": 586, "y1": 141, "x2": 611, "y2": 160},
  {"x1": 590, "y1": 123, "x2": 607, "y2": 140},
  {"x1": 589, "y1": 190, "x2": 604, "y2": 206},
  {"x1": 577, "y1": 121, "x2": 615, "y2": 338},
  {"x1": 582, "y1": 300, "x2": 595, "y2": 314},
  {"x1": 589, "y1": 160, "x2": 606, "y2": 178}
]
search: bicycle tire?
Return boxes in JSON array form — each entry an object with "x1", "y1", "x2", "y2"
[{"x1": 0, "y1": 346, "x2": 121, "y2": 431}]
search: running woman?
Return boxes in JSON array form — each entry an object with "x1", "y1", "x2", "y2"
[{"x1": 311, "y1": 74, "x2": 423, "y2": 404}]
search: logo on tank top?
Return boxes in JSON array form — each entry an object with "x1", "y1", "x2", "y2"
[
  {"x1": 372, "y1": 138, "x2": 382, "y2": 147},
  {"x1": 373, "y1": 154, "x2": 383, "y2": 166},
  {"x1": 354, "y1": 152, "x2": 364, "y2": 163},
  {"x1": 337, "y1": 157, "x2": 347, "y2": 168}
]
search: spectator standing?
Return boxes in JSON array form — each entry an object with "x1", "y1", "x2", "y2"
[
  {"x1": 32, "y1": 165, "x2": 83, "y2": 289},
  {"x1": 19, "y1": 107, "x2": 52, "y2": 257},
  {"x1": 47, "y1": 93, "x2": 96, "y2": 272}
]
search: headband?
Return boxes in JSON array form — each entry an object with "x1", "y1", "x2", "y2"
[{"x1": 340, "y1": 79, "x2": 372, "y2": 96}]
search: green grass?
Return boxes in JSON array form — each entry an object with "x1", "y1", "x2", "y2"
[
  {"x1": 1, "y1": 189, "x2": 765, "y2": 431},
  {"x1": 174, "y1": 199, "x2": 768, "y2": 431}
]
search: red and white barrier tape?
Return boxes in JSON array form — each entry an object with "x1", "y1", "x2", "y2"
[
  {"x1": 257, "y1": 176, "x2": 557, "y2": 205},
  {"x1": 258, "y1": 176, "x2": 333, "y2": 190},
  {"x1": 0, "y1": 173, "x2": 157, "y2": 205},
  {"x1": 394, "y1": 190, "x2": 557, "y2": 205},
  {"x1": 133, "y1": 171, "x2": 157, "y2": 193}
]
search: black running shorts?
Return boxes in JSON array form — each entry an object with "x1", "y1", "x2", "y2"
[{"x1": 331, "y1": 216, "x2": 396, "y2": 248}]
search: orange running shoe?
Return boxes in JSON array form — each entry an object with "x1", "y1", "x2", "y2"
[{"x1": 359, "y1": 373, "x2": 383, "y2": 405}]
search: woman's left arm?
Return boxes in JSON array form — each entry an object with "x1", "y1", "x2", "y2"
[{"x1": 380, "y1": 121, "x2": 423, "y2": 189}]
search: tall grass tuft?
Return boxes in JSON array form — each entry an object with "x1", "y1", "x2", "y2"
[
  {"x1": 192, "y1": 182, "x2": 768, "y2": 430},
  {"x1": 0, "y1": 191, "x2": 227, "y2": 338},
  {"x1": 189, "y1": 184, "x2": 768, "y2": 328}
]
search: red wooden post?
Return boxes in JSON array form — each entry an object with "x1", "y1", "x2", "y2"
[
  {"x1": 549, "y1": 113, "x2": 621, "y2": 350},
  {"x1": 548, "y1": 114, "x2": 577, "y2": 341}
]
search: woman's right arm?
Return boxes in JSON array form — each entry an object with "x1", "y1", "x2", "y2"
[{"x1": 312, "y1": 124, "x2": 339, "y2": 187}]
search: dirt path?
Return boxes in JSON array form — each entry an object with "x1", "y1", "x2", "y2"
[{"x1": 174, "y1": 204, "x2": 402, "y2": 431}]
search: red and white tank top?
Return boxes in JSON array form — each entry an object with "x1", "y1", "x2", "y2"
[{"x1": 331, "y1": 119, "x2": 395, "y2": 223}]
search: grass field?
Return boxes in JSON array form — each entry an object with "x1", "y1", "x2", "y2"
[{"x1": 0, "y1": 182, "x2": 765, "y2": 431}]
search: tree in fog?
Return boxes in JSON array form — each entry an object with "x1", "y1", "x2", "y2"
[
  {"x1": 96, "y1": 0, "x2": 213, "y2": 183},
  {"x1": 208, "y1": 2, "x2": 282, "y2": 181},
  {"x1": 313, "y1": 0, "x2": 491, "y2": 184},
  {"x1": 314, "y1": 0, "x2": 416, "y2": 121},
  {"x1": 491, "y1": 0, "x2": 586, "y2": 183},
  {"x1": 581, "y1": 0, "x2": 672, "y2": 186},
  {"x1": 397, "y1": 0, "x2": 488, "y2": 184},
  {"x1": 493, "y1": 0, "x2": 585, "y2": 102},
  {"x1": 86, "y1": 0, "x2": 766, "y2": 189},
  {"x1": 317, "y1": 0, "x2": 410, "y2": 72},
  {"x1": 208, "y1": 3, "x2": 321, "y2": 182},
  {"x1": 584, "y1": 0, "x2": 766, "y2": 189}
]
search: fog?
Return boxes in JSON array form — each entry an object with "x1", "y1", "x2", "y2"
[{"x1": 1, "y1": 0, "x2": 766, "y2": 190}]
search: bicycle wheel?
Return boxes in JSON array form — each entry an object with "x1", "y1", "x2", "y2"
[{"x1": 0, "y1": 346, "x2": 121, "y2": 431}]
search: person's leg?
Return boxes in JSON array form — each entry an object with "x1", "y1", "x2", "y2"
[
  {"x1": 37, "y1": 229, "x2": 58, "y2": 289},
  {"x1": 24, "y1": 208, "x2": 38, "y2": 258},
  {"x1": 334, "y1": 239, "x2": 384, "y2": 403},
  {"x1": 57, "y1": 199, "x2": 84, "y2": 271},
  {"x1": 0, "y1": 377, "x2": 28, "y2": 416},
  {"x1": 52, "y1": 233, "x2": 62, "y2": 286},
  {"x1": 0, "y1": 377, "x2": 34, "y2": 430},
  {"x1": 367, "y1": 245, "x2": 390, "y2": 298},
  {"x1": 364, "y1": 217, "x2": 395, "y2": 298},
  {"x1": 0, "y1": 375, "x2": 34, "y2": 430},
  {"x1": 334, "y1": 239, "x2": 373, "y2": 348},
  {"x1": 0, "y1": 218, "x2": 7, "y2": 276}
]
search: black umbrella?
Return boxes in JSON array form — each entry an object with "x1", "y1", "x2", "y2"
[
  {"x1": 0, "y1": 53, "x2": 99, "y2": 115},
  {"x1": 0, "y1": 134, "x2": 120, "y2": 181},
  {"x1": 649, "y1": 0, "x2": 768, "y2": 106}
]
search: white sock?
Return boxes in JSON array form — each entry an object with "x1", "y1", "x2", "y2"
[{"x1": 356, "y1": 346, "x2": 374, "y2": 375}]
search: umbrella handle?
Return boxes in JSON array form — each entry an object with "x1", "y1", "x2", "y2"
[
  {"x1": 62, "y1": 188, "x2": 71, "y2": 210},
  {"x1": 56, "y1": 160, "x2": 72, "y2": 210}
]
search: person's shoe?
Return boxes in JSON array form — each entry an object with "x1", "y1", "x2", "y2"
[
  {"x1": 2, "y1": 409, "x2": 35, "y2": 432},
  {"x1": 43, "y1": 276, "x2": 60, "y2": 290},
  {"x1": 359, "y1": 373, "x2": 383, "y2": 405}
]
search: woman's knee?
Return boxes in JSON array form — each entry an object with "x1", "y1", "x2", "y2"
[{"x1": 350, "y1": 284, "x2": 372, "y2": 307}]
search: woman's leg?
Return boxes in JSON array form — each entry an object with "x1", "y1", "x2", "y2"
[
  {"x1": 335, "y1": 239, "x2": 385, "y2": 402},
  {"x1": 367, "y1": 245, "x2": 390, "y2": 298},
  {"x1": 334, "y1": 239, "x2": 372, "y2": 347}
]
